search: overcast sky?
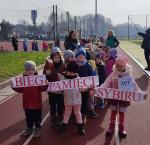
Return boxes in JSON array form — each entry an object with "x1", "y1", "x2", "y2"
[{"x1": 0, "y1": 0, "x2": 150, "y2": 26}]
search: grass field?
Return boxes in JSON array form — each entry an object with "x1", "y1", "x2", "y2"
[
  {"x1": 0, "y1": 51, "x2": 50, "y2": 83},
  {"x1": 130, "y1": 40, "x2": 142, "y2": 45},
  {"x1": 120, "y1": 40, "x2": 147, "y2": 67}
]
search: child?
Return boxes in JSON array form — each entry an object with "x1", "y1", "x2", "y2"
[
  {"x1": 105, "y1": 48, "x2": 117, "y2": 77},
  {"x1": 101, "y1": 56, "x2": 144, "y2": 138},
  {"x1": 11, "y1": 61, "x2": 48, "y2": 137},
  {"x1": 63, "y1": 49, "x2": 76, "y2": 65},
  {"x1": 95, "y1": 53, "x2": 106, "y2": 108},
  {"x1": 74, "y1": 46, "x2": 96, "y2": 124},
  {"x1": 23, "y1": 38, "x2": 28, "y2": 51},
  {"x1": 43, "y1": 47, "x2": 65, "y2": 127},
  {"x1": 59, "y1": 61, "x2": 85, "y2": 135}
]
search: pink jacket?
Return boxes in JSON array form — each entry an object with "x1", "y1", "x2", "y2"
[
  {"x1": 105, "y1": 57, "x2": 116, "y2": 77},
  {"x1": 101, "y1": 64, "x2": 140, "y2": 107}
]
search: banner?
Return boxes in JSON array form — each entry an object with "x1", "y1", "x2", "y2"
[
  {"x1": 12, "y1": 75, "x2": 47, "y2": 88},
  {"x1": 48, "y1": 76, "x2": 99, "y2": 91},
  {"x1": 95, "y1": 87, "x2": 145, "y2": 102}
]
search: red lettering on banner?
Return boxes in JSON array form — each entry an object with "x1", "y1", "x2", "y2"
[
  {"x1": 49, "y1": 82, "x2": 55, "y2": 91},
  {"x1": 27, "y1": 76, "x2": 34, "y2": 86},
  {"x1": 77, "y1": 78, "x2": 84, "y2": 88},
  {"x1": 83, "y1": 78, "x2": 91, "y2": 87},
  {"x1": 97, "y1": 88, "x2": 103, "y2": 97},
  {"x1": 113, "y1": 89, "x2": 120, "y2": 99},
  {"x1": 105, "y1": 88, "x2": 112, "y2": 98},
  {"x1": 16, "y1": 77, "x2": 23, "y2": 87},
  {"x1": 125, "y1": 91, "x2": 132, "y2": 101},
  {"x1": 132, "y1": 92, "x2": 139, "y2": 101},
  {"x1": 55, "y1": 82, "x2": 61, "y2": 91},
  {"x1": 62, "y1": 80, "x2": 72, "y2": 89},
  {"x1": 35, "y1": 75, "x2": 43, "y2": 85},
  {"x1": 120, "y1": 91, "x2": 124, "y2": 101}
]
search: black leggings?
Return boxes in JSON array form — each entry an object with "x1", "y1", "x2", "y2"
[
  {"x1": 144, "y1": 50, "x2": 150, "y2": 68},
  {"x1": 25, "y1": 109, "x2": 42, "y2": 129}
]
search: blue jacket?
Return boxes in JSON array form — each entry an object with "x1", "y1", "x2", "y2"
[{"x1": 78, "y1": 62, "x2": 93, "y2": 77}]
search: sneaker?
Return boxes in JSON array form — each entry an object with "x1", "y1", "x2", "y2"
[
  {"x1": 106, "y1": 123, "x2": 115, "y2": 137},
  {"x1": 33, "y1": 128, "x2": 41, "y2": 137},
  {"x1": 21, "y1": 128, "x2": 33, "y2": 136},
  {"x1": 87, "y1": 110, "x2": 98, "y2": 118},
  {"x1": 82, "y1": 115, "x2": 87, "y2": 125},
  {"x1": 119, "y1": 130, "x2": 127, "y2": 138}
]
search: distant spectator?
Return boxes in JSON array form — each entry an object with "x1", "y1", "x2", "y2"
[
  {"x1": 138, "y1": 28, "x2": 150, "y2": 71},
  {"x1": 105, "y1": 30, "x2": 119, "y2": 49},
  {"x1": 42, "y1": 41, "x2": 48, "y2": 52},
  {"x1": 32, "y1": 40, "x2": 39, "y2": 51},
  {"x1": 64, "y1": 30, "x2": 79, "y2": 51},
  {"x1": 12, "y1": 32, "x2": 18, "y2": 51},
  {"x1": 23, "y1": 39, "x2": 28, "y2": 52}
]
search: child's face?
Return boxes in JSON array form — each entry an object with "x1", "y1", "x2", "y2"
[
  {"x1": 53, "y1": 54, "x2": 61, "y2": 63},
  {"x1": 116, "y1": 64, "x2": 125, "y2": 72},
  {"x1": 77, "y1": 54, "x2": 85, "y2": 62},
  {"x1": 26, "y1": 67, "x2": 35, "y2": 76},
  {"x1": 95, "y1": 58, "x2": 101, "y2": 64}
]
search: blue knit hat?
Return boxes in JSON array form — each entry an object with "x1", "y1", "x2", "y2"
[
  {"x1": 51, "y1": 47, "x2": 61, "y2": 55},
  {"x1": 24, "y1": 60, "x2": 36, "y2": 71},
  {"x1": 64, "y1": 50, "x2": 75, "y2": 61},
  {"x1": 74, "y1": 46, "x2": 86, "y2": 58},
  {"x1": 109, "y1": 48, "x2": 117, "y2": 59}
]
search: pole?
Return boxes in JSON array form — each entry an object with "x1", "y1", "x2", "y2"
[
  {"x1": 146, "y1": 15, "x2": 148, "y2": 29},
  {"x1": 95, "y1": 0, "x2": 98, "y2": 35},
  {"x1": 79, "y1": 18, "x2": 82, "y2": 38},
  {"x1": 66, "y1": 12, "x2": 70, "y2": 33},
  {"x1": 128, "y1": 15, "x2": 129, "y2": 41},
  {"x1": 75, "y1": 16, "x2": 77, "y2": 31},
  {"x1": 53, "y1": 5, "x2": 56, "y2": 41},
  {"x1": 55, "y1": 5, "x2": 59, "y2": 40}
]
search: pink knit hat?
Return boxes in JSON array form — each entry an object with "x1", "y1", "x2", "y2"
[{"x1": 115, "y1": 56, "x2": 128, "y2": 67}]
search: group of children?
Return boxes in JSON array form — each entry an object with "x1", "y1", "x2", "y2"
[{"x1": 11, "y1": 30, "x2": 146, "y2": 139}]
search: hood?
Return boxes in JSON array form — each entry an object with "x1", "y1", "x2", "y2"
[{"x1": 113, "y1": 64, "x2": 132, "y2": 77}]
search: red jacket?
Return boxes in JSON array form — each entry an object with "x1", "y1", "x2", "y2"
[
  {"x1": 12, "y1": 85, "x2": 48, "y2": 109},
  {"x1": 12, "y1": 73, "x2": 48, "y2": 109}
]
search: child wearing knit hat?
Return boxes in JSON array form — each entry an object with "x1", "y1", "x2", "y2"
[
  {"x1": 105, "y1": 48, "x2": 117, "y2": 77},
  {"x1": 59, "y1": 61, "x2": 85, "y2": 136},
  {"x1": 11, "y1": 60, "x2": 48, "y2": 137},
  {"x1": 100, "y1": 56, "x2": 146, "y2": 138},
  {"x1": 75, "y1": 46, "x2": 98, "y2": 123},
  {"x1": 43, "y1": 46, "x2": 65, "y2": 127}
]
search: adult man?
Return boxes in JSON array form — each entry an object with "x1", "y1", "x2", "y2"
[
  {"x1": 12, "y1": 32, "x2": 18, "y2": 51},
  {"x1": 138, "y1": 28, "x2": 150, "y2": 71}
]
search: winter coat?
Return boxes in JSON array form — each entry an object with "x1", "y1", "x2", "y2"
[
  {"x1": 64, "y1": 38, "x2": 78, "y2": 51},
  {"x1": 78, "y1": 62, "x2": 94, "y2": 77},
  {"x1": 138, "y1": 28, "x2": 150, "y2": 51},
  {"x1": 105, "y1": 57, "x2": 116, "y2": 77},
  {"x1": 96, "y1": 63, "x2": 106, "y2": 85},
  {"x1": 12, "y1": 73, "x2": 48, "y2": 110},
  {"x1": 101, "y1": 64, "x2": 140, "y2": 107},
  {"x1": 105, "y1": 35, "x2": 119, "y2": 48}
]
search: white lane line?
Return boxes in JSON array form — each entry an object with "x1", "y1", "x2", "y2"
[
  {"x1": 0, "y1": 93, "x2": 17, "y2": 105},
  {"x1": 115, "y1": 116, "x2": 120, "y2": 145},
  {"x1": 22, "y1": 112, "x2": 50, "y2": 145}
]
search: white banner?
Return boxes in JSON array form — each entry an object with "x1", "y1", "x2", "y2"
[
  {"x1": 12, "y1": 75, "x2": 47, "y2": 88},
  {"x1": 95, "y1": 87, "x2": 145, "y2": 102},
  {"x1": 48, "y1": 76, "x2": 99, "y2": 91}
]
